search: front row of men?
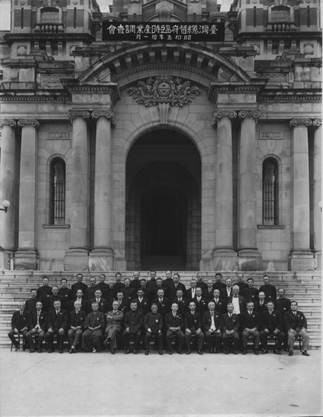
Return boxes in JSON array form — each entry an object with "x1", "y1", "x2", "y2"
[{"x1": 8, "y1": 298, "x2": 309, "y2": 356}]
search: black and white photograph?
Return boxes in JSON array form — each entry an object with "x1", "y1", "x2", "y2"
[{"x1": 0, "y1": 0, "x2": 321, "y2": 416}]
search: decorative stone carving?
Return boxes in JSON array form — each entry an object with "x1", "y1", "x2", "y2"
[
  {"x1": 238, "y1": 110, "x2": 263, "y2": 120},
  {"x1": 17, "y1": 119, "x2": 39, "y2": 128},
  {"x1": 0, "y1": 119, "x2": 16, "y2": 128},
  {"x1": 92, "y1": 109, "x2": 115, "y2": 125},
  {"x1": 289, "y1": 118, "x2": 312, "y2": 128},
  {"x1": 68, "y1": 109, "x2": 91, "y2": 121},
  {"x1": 213, "y1": 110, "x2": 237, "y2": 125},
  {"x1": 312, "y1": 119, "x2": 322, "y2": 127},
  {"x1": 128, "y1": 76, "x2": 200, "y2": 107}
]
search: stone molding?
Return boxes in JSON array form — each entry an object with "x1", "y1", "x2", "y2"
[
  {"x1": 69, "y1": 109, "x2": 91, "y2": 121},
  {"x1": 92, "y1": 109, "x2": 115, "y2": 125},
  {"x1": 213, "y1": 110, "x2": 237, "y2": 125},
  {"x1": 128, "y1": 76, "x2": 200, "y2": 107},
  {"x1": 0, "y1": 119, "x2": 16, "y2": 128},
  {"x1": 17, "y1": 119, "x2": 40, "y2": 128},
  {"x1": 289, "y1": 118, "x2": 313, "y2": 128},
  {"x1": 312, "y1": 119, "x2": 322, "y2": 128},
  {"x1": 238, "y1": 110, "x2": 263, "y2": 120}
]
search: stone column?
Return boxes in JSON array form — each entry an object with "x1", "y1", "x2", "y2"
[
  {"x1": 64, "y1": 110, "x2": 90, "y2": 271},
  {"x1": 0, "y1": 120, "x2": 17, "y2": 269},
  {"x1": 89, "y1": 109, "x2": 115, "y2": 271},
  {"x1": 212, "y1": 111, "x2": 237, "y2": 270},
  {"x1": 15, "y1": 120, "x2": 39, "y2": 270},
  {"x1": 313, "y1": 119, "x2": 322, "y2": 269},
  {"x1": 289, "y1": 118, "x2": 313, "y2": 270},
  {"x1": 238, "y1": 110, "x2": 262, "y2": 270}
]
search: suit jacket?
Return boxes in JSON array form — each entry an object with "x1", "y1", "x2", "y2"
[
  {"x1": 144, "y1": 312, "x2": 163, "y2": 333},
  {"x1": 124, "y1": 310, "x2": 143, "y2": 333},
  {"x1": 105, "y1": 310, "x2": 124, "y2": 328},
  {"x1": 146, "y1": 279, "x2": 157, "y2": 301},
  {"x1": 255, "y1": 300, "x2": 267, "y2": 315},
  {"x1": 71, "y1": 282, "x2": 88, "y2": 298},
  {"x1": 135, "y1": 297, "x2": 150, "y2": 315},
  {"x1": 24, "y1": 298, "x2": 38, "y2": 315},
  {"x1": 73, "y1": 297, "x2": 90, "y2": 314},
  {"x1": 112, "y1": 282, "x2": 125, "y2": 296},
  {"x1": 94, "y1": 282, "x2": 111, "y2": 300},
  {"x1": 193, "y1": 296, "x2": 208, "y2": 317},
  {"x1": 58, "y1": 287, "x2": 72, "y2": 310},
  {"x1": 285, "y1": 311, "x2": 307, "y2": 330},
  {"x1": 244, "y1": 287, "x2": 259, "y2": 303},
  {"x1": 276, "y1": 297, "x2": 291, "y2": 316},
  {"x1": 184, "y1": 311, "x2": 202, "y2": 331},
  {"x1": 227, "y1": 295, "x2": 246, "y2": 314},
  {"x1": 187, "y1": 287, "x2": 199, "y2": 301},
  {"x1": 130, "y1": 279, "x2": 141, "y2": 292},
  {"x1": 172, "y1": 298, "x2": 187, "y2": 316},
  {"x1": 69, "y1": 310, "x2": 86, "y2": 329},
  {"x1": 165, "y1": 312, "x2": 183, "y2": 330},
  {"x1": 86, "y1": 285, "x2": 97, "y2": 300},
  {"x1": 48, "y1": 309, "x2": 68, "y2": 331},
  {"x1": 235, "y1": 282, "x2": 249, "y2": 298},
  {"x1": 223, "y1": 286, "x2": 233, "y2": 302},
  {"x1": 261, "y1": 310, "x2": 282, "y2": 332},
  {"x1": 209, "y1": 298, "x2": 225, "y2": 315},
  {"x1": 259, "y1": 284, "x2": 277, "y2": 302},
  {"x1": 116, "y1": 299, "x2": 128, "y2": 313},
  {"x1": 240, "y1": 310, "x2": 260, "y2": 329},
  {"x1": 202, "y1": 310, "x2": 222, "y2": 332},
  {"x1": 36, "y1": 286, "x2": 52, "y2": 309},
  {"x1": 167, "y1": 282, "x2": 187, "y2": 300},
  {"x1": 221, "y1": 313, "x2": 240, "y2": 332},
  {"x1": 122, "y1": 286, "x2": 136, "y2": 305},
  {"x1": 213, "y1": 281, "x2": 226, "y2": 297},
  {"x1": 84, "y1": 311, "x2": 105, "y2": 330},
  {"x1": 196, "y1": 280, "x2": 208, "y2": 297},
  {"x1": 153, "y1": 297, "x2": 171, "y2": 316},
  {"x1": 28, "y1": 309, "x2": 47, "y2": 331},
  {"x1": 90, "y1": 297, "x2": 108, "y2": 313},
  {"x1": 11, "y1": 311, "x2": 28, "y2": 331}
]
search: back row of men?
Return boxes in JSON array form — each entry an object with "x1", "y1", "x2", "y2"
[{"x1": 9, "y1": 272, "x2": 310, "y2": 356}]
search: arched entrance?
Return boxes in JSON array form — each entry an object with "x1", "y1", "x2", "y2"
[{"x1": 126, "y1": 128, "x2": 201, "y2": 270}]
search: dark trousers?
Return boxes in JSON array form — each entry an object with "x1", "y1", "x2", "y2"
[
  {"x1": 185, "y1": 330, "x2": 204, "y2": 352},
  {"x1": 68, "y1": 328, "x2": 83, "y2": 348},
  {"x1": 105, "y1": 325, "x2": 121, "y2": 350},
  {"x1": 166, "y1": 329, "x2": 184, "y2": 352},
  {"x1": 82, "y1": 329, "x2": 103, "y2": 351},
  {"x1": 123, "y1": 330, "x2": 141, "y2": 350},
  {"x1": 260, "y1": 330, "x2": 284, "y2": 350},
  {"x1": 205, "y1": 330, "x2": 222, "y2": 350},
  {"x1": 145, "y1": 331, "x2": 163, "y2": 351},
  {"x1": 8, "y1": 330, "x2": 27, "y2": 348},
  {"x1": 242, "y1": 328, "x2": 260, "y2": 350},
  {"x1": 26, "y1": 329, "x2": 45, "y2": 351},
  {"x1": 46, "y1": 330, "x2": 65, "y2": 351},
  {"x1": 222, "y1": 330, "x2": 239, "y2": 351}
]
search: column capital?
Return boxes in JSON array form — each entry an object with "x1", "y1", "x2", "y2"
[
  {"x1": 17, "y1": 119, "x2": 39, "y2": 128},
  {"x1": 238, "y1": 110, "x2": 263, "y2": 120},
  {"x1": 69, "y1": 109, "x2": 91, "y2": 121},
  {"x1": 312, "y1": 119, "x2": 322, "y2": 128},
  {"x1": 92, "y1": 109, "x2": 115, "y2": 125},
  {"x1": 213, "y1": 110, "x2": 237, "y2": 125},
  {"x1": 0, "y1": 119, "x2": 16, "y2": 128},
  {"x1": 290, "y1": 118, "x2": 312, "y2": 128}
]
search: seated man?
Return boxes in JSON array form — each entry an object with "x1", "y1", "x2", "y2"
[
  {"x1": 260, "y1": 301, "x2": 284, "y2": 354},
  {"x1": 135, "y1": 288, "x2": 150, "y2": 316},
  {"x1": 8, "y1": 303, "x2": 28, "y2": 351},
  {"x1": 144, "y1": 303, "x2": 163, "y2": 355},
  {"x1": 123, "y1": 300, "x2": 143, "y2": 354},
  {"x1": 227, "y1": 285, "x2": 246, "y2": 316},
  {"x1": 82, "y1": 302, "x2": 105, "y2": 353},
  {"x1": 210, "y1": 289, "x2": 225, "y2": 315},
  {"x1": 68, "y1": 301, "x2": 86, "y2": 353},
  {"x1": 285, "y1": 301, "x2": 310, "y2": 356},
  {"x1": 91, "y1": 289, "x2": 108, "y2": 313},
  {"x1": 105, "y1": 300, "x2": 124, "y2": 354},
  {"x1": 153, "y1": 288, "x2": 170, "y2": 317},
  {"x1": 45, "y1": 300, "x2": 68, "y2": 353},
  {"x1": 26, "y1": 301, "x2": 47, "y2": 353},
  {"x1": 165, "y1": 302, "x2": 184, "y2": 354},
  {"x1": 193, "y1": 287, "x2": 208, "y2": 319},
  {"x1": 73, "y1": 289, "x2": 89, "y2": 314},
  {"x1": 255, "y1": 291, "x2": 267, "y2": 315},
  {"x1": 202, "y1": 301, "x2": 222, "y2": 353},
  {"x1": 184, "y1": 301, "x2": 204, "y2": 354},
  {"x1": 240, "y1": 301, "x2": 260, "y2": 354},
  {"x1": 221, "y1": 303, "x2": 240, "y2": 354}
]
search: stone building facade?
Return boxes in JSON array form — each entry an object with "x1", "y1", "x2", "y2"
[{"x1": 0, "y1": 0, "x2": 321, "y2": 272}]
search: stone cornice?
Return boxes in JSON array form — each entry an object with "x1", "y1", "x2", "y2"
[
  {"x1": 0, "y1": 94, "x2": 70, "y2": 104},
  {"x1": 0, "y1": 119, "x2": 16, "y2": 128},
  {"x1": 290, "y1": 118, "x2": 313, "y2": 128},
  {"x1": 258, "y1": 90, "x2": 321, "y2": 104},
  {"x1": 208, "y1": 82, "x2": 265, "y2": 102},
  {"x1": 17, "y1": 119, "x2": 40, "y2": 128},
  {"x1": 238, "y1": 110, "x2": 263, "y2": 120},
  {"x1": 69, "y1": 110, "x2": 91, "y2": 121}
]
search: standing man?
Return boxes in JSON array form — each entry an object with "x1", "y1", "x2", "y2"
[
  {"x1": 168, "y1": 273, "x2": 187, "y2": 301},
  {"x1": 193, "y1": 287, "x2": 208, "y2": 319},
  {"x1": 37, "y1": 276, "x2": 52, "y2": 312},
  {"x1": 153, "y1": 288, "x2": 170, "y2": 317},
  {"x1": 144, "y1": 303, "x2": 163, "y2": 355},
  {"x1": 165, "y1": 302, "x2": 184, "y2": 354},
  {"x1": 135, "y1": 289, "x2": 150, "y2": 315},
  {"x1": 235, "y1": 274, "x2": 249, "y2": 299},
  {"x1": 244, "y1": 277, "x2": 259, "y2": 303},
  {"x1": 260, "y1": 301, "x2": 284, "y2": 354},
  {"x1": 187, "y1": 277, "x2": 198, "y2": 300},
  {"x1": 26, "y1": 301, "x2": 47, "y2": 353},
  {"x1": 73, "y1": 289, "x2": 89, "y2": 314},
  {"x1": 115, "y1": 291, "x2": 128, "y2": 313},
  {"x1": 255, "y1": 291, "x2": 267, "y2": 315},
  {"x1": 8, "y1": 303, "x2": 28, "y2": 350},
  {"x1": 202, "y1": 301, "x2": 222, "y2": 353},
  {"x1": 68, "y1": 301, "x2": 86, "y2": 353},
  {"x1": 71, "y1": 273, "x2": 88, "y2": 299},
  {"x1": 130, "y1": 271, "x2": 141, "y2": 292},
  {"x1": 240, "y1": 301, "x2": 260, "y2": 354},
  {"x1": 205, "y1": 279, "x2": 215, "y2": 302},
  {"x1": 82, "y1": 302, "x2": 105, "y2": 353},
  {"x1": 259, "y1": 274, "x2": 277, "y2": 302},
  {"x1": 275, "y1": 288, "x2": 291, "y2": 316},
  {"x1": 122, "y1": 278, "x2": 135, "y2": 305},
  {"x1": 123, "y1": 300, "x2": 143, "y2": 354},
  {"x1": 285, "y1": 301, "x2": 310, "y2": 356},
  {"x1": 105, "y1": 300, "x2": 124, "y2": 354},
  {"x1": 24, "y1": 289, "x2": 39, "y2": 317},
  {"x1": 184, "y1": 301, "x2": 204, "y2": 354},
  {"x1": 173, "y1": 289, "x2": 187, "y2": 317},
  {"x1": 87, "y1": 276, "x2": 97, "y2": 300},
  {"x1": 196, "y1": 274, "x2": 208, "y2": 297},
  {"x1": 58, "y1": 278, "x2": 72, "y2": 311},
  {"x1": 45, "y1": 300, "x2": 68, "y2": 353},
  {"x1": 94, "y1": 274, "x2": 111, "y2": 301},
  {"x1": 214, "y1": 273, "x2": 226, "y2": 298},
  {"x1": 228, "y1": 285, "x2": 246, "y2": 316},
  {"x1": 146, "y1": 271, "x2": 157, "y2": 302},
  {"x1": 221, "y1": 303, "x2": 240, "y2": 354},
  {"x1": 223, "y1": 278, "x2": 233, "y2": 304},
  {"x1": 91, "y1": 289, "x2": 108, "y2": 313},
  {"x1": 112, "y1": 272, "x2": 125, "y2": 297}
]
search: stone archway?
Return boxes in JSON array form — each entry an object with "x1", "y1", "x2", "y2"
[{"x1": 126, "y1": 127, "x2": 201, "y2": 270}]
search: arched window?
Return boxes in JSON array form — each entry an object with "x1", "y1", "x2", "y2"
[
  {"x1": 49, "y1": 158, "x2": 66, "y2": 225},
  {"x1": 262, "y1": 157, "x2": 279, "y2": 225}
]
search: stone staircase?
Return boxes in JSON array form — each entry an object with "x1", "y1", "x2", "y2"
[{"x1": 0, "y1": 270, "x2": 321, "y2": 348}]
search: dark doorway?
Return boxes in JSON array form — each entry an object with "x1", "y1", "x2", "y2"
[{"x1": 126, "y1": 128, "x2": 201, "y2": 270}]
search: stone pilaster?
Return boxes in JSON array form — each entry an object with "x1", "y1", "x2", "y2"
[
  {"x1": 89, "y1": 109, "x2": 115, "y2": 272},
  {"x1": 0, "y1": 120, "x2": 17, "y2": 269},
  {"x1": 15, "y1": 119, "x2": 39, "y2": 270},
  {"x1": 289, "y1": 118, "x2": 314, "y2": 271},
  {"x1": 238, "y1": 110, "x2": 262, "y2": 270},
  {"x1": 64, "y1": 110, "x2": 91, "y2": 271},
  {"x1": 312, "y1": 119, "x2": 321, "y2": 269},
  {"x1": 212, "y1": 111, "x2": 238, "y2": 270}
]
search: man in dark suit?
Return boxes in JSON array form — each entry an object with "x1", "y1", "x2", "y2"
[
  {"x1": 112, "y1": 272, "x2": 125, "y2": 297},
  {"x1": 244, "y1": 277, "x2": 259, "y2": 303},
  {"x1": 146, "y1": 271, "x2": 157, "y2": 302},
  {"x1": 196, "y1": 275, "x2": 208, "y2": 298},
  {"x1": 26, "y1": 301, "x2": 47, "y2": 353},
  {"x1": 214, "y1": 273, "x2": 226, "y2": 298},
  {"x1": 209, "y1": 289, "x2": 225, "y2": 315},
  {"x1": 95, "y1": 274, "x2": 112, "y2": 302},
  {"x1": 205, "y1": 279, "x2": 215, "y2": 302},
  {"x1": 72, "y1": 289, "x2": 89, "y2": 314},
  {"x1": 259, "y1": 274, "x2": 277, "y2": 302},
  {"x1": 24, "y1": 288, "x2": 38, "y2": 317},
  {"x1": 68, "y1": 301, "x2": 86, "y2": 353},
  {"x1": 45, "y1": 300, "x2": 68, "y2": 353},
  {"x1": 184, "y1": 301, "x2": 204, "y2": 354},
  {"x1": 8, "y1": 303, "x2": 28, "y2": 350},
  {"x1": 260, "y1": 301, "x2": 284, "y2": 354},
  {"x1": 122, "y1": 278, "x2": 136, "y2": 305},
  {"x1": 115, "y1": 291, "x2": 128, "y2": 313},
  {"x1": 173, "y1": 289, "x2": 187, "y2": 317},
  {"x1": 275, "y1": 288, "x2": 291, "y2": 316},
  {"x1": 255, "y1": 291, "x2": 267, "y2": 315},
  {"x1": 58, "y1": 278, "x2": 72, "y2": 311},
  {"x1": 123, "y1": 300, "x2": 143, "y2": 354},
  {"x1": 91, "y1": 289, "x2": 108, "y2": 313},
  {"x1": 240, "y1": 301, "x2": 260, "y2": 354},
  {"x1": 285, "y1": 301, "x2": 310, "y2": 356},
  {"x1": 48, "y1": 286, "x2": 61, "y2": 312},
  {"x1": 167, "y1": 273, "x2": 187, "y2": 301},
  {"x1": 165, "y1": 302, "x2": 184, "y2": 354},
  {"x1": 71, "y1": 273, "x2": 88, "y2": 299},
  {"x1": 227, "y1": 285, "x2": 246, "y2": 316},
  {"x1": 163, "y1": 270, "x2": 173, "y2": 298},
  {"x1": 235, "y1": 274, "x2": 249, "y2": 299},
  {"x1": 223, "y1": 278, "x2": 233, "y2": 304},
  {"x1": 144, "y1": 303, "x2": 163, "y2": 355},
  {"x1": 105, "y1": 300, "x2": 124, "y2": 354},
  {"x1": 151, "y1": 277, "x2": 166, "y2": 300},
  {"x1": 87, "y1": 276, "x2": 97, "y2": 300},
  {"x1": 135, "y1": 289, "x2": 150, "y2": 315},
  {"x1": 139, "y1": 279, "x2": 148, "y2": 298},
  {"x1": 153, "y1": 289, "x2": 170, "y2": 317},
  {"x1": 187, "y1": 277, "x2": 199, "y2": 301},
  {"x1": 130, "y1": 271, "x2": 141, "y2": 292},
  {"x1": 82, "y1": 302, "x2": 105, "y2": 352},
  {"x1": 221, "y1": 303, "x2": 240, "y2": 354},
  {"x1": 193, "y1": 287, "x2": 208, "y2": 318},
  {"x1": 37, "y1": 276, "x2": 52, "y2": 312},
  {"x1": 202, "y1": 300, "x2": 222, "y2": 353}
]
